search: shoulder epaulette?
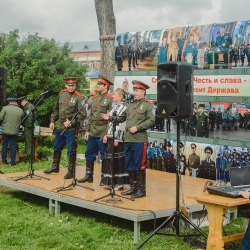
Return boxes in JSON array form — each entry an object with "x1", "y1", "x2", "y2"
[
  {"x1": 106, "y1": 93, "x2": 113, "y2": 99},
  {"x1": 145, "y1": 100, "x2": 154, "y2": 104},
  {"x1": 204, "y1": 112, "x2": 209, "y2": 116},
  {"x1": 74, "y1": 90, "x2": 82, "y2": 97},
  {"x1": 61, "y1": 89, "x2": 68, "y2": 92}
]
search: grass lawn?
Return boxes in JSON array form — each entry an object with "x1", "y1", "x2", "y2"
[{"x1": 0, "y1": 138, "x2": 246, "y2": 249}]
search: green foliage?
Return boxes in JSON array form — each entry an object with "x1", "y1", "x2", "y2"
[{"x1": 0, "y1": 30, "x2": 89, "y2": 126}]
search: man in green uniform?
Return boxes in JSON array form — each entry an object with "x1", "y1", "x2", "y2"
[
  {"x1": 187, "y1": 143, "x2": 200, "y2": 177},
  {"x1": 0, "y1": 97, "x2": 24, "y2": 166},
  {"x1": 102, "y1": 80, "x2": 155, "y2": 199},
  {"x1": 197, "y1": 104, "x2": 209, "y2": 137},
  {"x1": 78, "y1": 76, "x2": 113, "y2": 183},
  {"x1": 19, "y1": 96, "x2": 35, "y2": 163},
  {"x1": 43, "y1": 77, "x2": 86, "y2": 179},
  {"x1": 197, "y1": 146, "x2": 216, "y2": 180}
]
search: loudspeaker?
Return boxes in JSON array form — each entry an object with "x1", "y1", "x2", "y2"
[
  {"x1": 0, "y1": 66, "x2": 7, "y2": 104},
  {"x1": 157, "y1": 62, "x2": 193, "y2": 118}
]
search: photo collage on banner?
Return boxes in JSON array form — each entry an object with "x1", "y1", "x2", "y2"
[
  {"x1": 114, "y1": 20, "x2": 250, "y2": 72},
  {"x1": 147, "y1": 140, "x2": 250, "y2": 183}
]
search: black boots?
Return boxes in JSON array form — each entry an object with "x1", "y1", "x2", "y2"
[
  {"x1": 64, "y1": 155, "x2": 75, "y2": 179},
  {"x1": 78, "y1": 160, "x2": 94, "y2": 183},
  {"x1": 131, "y1": 170, "x2": 146, "y2": 199},
  {"x1": 43, "y1": 151, "x2": 61, "y2": 174},
  {"x1": 121, "y1": 171, "x2": 137, "y2": 195}
]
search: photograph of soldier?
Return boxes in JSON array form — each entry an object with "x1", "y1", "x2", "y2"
[
  {"x1": 168, "y1": 34, "x2": 178, "y2": 62},
  {"x1": 233, "y1": 108, "x2": 240, "y2": 130},
  {"x1": 187, "y1": 143, "x2": 200, "y2": 177},
  {"x1": 163, "y1": 141, "x2": 176, "y2": 173},
  {"x1": 158, "y1": 143, "x2": 165, "y2": 171},
  {"x1": 127, "y1": 39, "x2": 132, "y2": 71},
  {"x1": 216, "y1": 153, "x2": 221, "y2": 180},
  {"x1": 177, "y1": 33, "x2": 185, "y2": 61},
  {"x1": 239, "y1": 44, "x2": 246, "y2": 66},
  {"x1": 209, "y1": 107, "x2": 216, "y2": 132},
  {"x1": 215, "y1": 25, "x2": 232, "y2": 50},
  {"x1": 183, "y1": 34, "x2": 198, "y2": 66},
  {"x1": 244, "y1": 110, "x2": 250, "y2": 130},
  {"x1": 147, "y1": 142, "x2": 154, "y2": 169},
  {"x1": 221, "y1": 108, "x2": 228, "y2": 130},
  {"x1": 177, "y1": 142, "x2": 187, "y2": 175},
  {"x1": 197, "y1": 146, "x2": 216, "y2": 181},
  {"x1": 153, "y1": 140, "x2": 159, "y2": 170},
  {"x1": 196, "y1": 104, "x2": 209, "y2": 137},
  {"x1": 115, "y1": 35, "x2": 123, "y2": 71},
  {"x1": 231, "y1": 44, "x2": 239, "y2": 67},
  {"x1": 216, "y1": 107, "x2": 222, "y2": 129},
  {"x1": 245, "y1": 44, "x2": 250, "y2": 66},
  {"x1": 157, "y1": 37, "x2": 168, "y2": 63}
]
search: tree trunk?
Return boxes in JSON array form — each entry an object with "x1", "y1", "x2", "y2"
[{"x1": 94, "y1": 0, "x2": 116, "y2": 91}]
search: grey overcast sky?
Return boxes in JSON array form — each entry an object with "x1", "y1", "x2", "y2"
[{"x1": 0, "y1": 0, "x2": 249, "y2": 43}]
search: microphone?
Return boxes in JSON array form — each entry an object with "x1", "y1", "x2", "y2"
[
  {"x1": 123, "y1": 94, "x2": 134, "y2": 101},
  {"x1": 40, "y1": 90, "x2": 52, "y2": 96},
  {"x1": 85, "y1": 91, "x2": 97, "y2": 98}
]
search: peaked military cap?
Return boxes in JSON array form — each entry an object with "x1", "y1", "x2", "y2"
[
  {"x1": 204, "y1": 146, "x2": 213, "y2": 154},
  {"x1": 132, "y1": 80, "x2": 150, "y2": 90},
  {"x1": 18, "y1": 96, "x2": 27, "y2": 101},
  {"x1": 98, "y1": 75, "x2": 113, "y2": 87},
  {"x1": 7, "y1": 97, "x2": 18, "y2": 101},
  {"x1": 190, "y1": 143, "x2": 197, "y2": 148},
  {"x1": 63, "y1": 77, "x2": 78, "y2": 85},
  {"x1": 198, "y1": 104, "x2": 205, "y2": 108}
]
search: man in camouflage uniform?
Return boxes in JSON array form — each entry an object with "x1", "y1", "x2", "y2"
[
  {"x1": 43, "y1": 77, "x2": 86, "y2": 179},
  {"x1": 103, "y1": 80, "x2": 155, "y2": 199},
  {"x1": 0, "y1": 97, "x2": 24, "y2": 166},
  {"x1": 197, "y1": 146, "x2": 216, "y2": 180},
  {"x1": 19, "y1": 96, "x2": 35, "y2": 163},
  {"x1": 196, "y1": 104, "x2": 209, "y2": 137},
  {"x1": 187, "y1": 143, "x2": 200, "y2": 177},
  {"x1": 78, "y1": 76, "x2": 113, "y2": 183}
]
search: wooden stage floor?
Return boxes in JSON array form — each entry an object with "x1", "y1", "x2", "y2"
[{"x1": 0, "y1": 165, "x2": 208, "y2": 242}]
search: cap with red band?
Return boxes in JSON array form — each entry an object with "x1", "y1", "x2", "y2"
[
  {"x1": 98, "y1": 75, "x2": 113, "y2": 87},
  {"x1": 132, "y1": 80, "x2": 150, "y2": 90},
  {"x1": 63, "y1": 77, "x2": 78, "y2": 84}
]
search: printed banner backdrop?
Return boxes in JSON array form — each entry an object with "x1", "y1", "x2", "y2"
[
  {"x1": 114, "y1": 20, "x2": 250, "y2": 72},
  {"x1": 114, "y1": 74, "x2": 250, "y2": 97}
]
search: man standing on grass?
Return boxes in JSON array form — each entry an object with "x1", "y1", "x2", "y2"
[
  {"x1": 0, "y1": 97, "x2": 24, "y2": 166},
  {"x1": 18, "y1": 96, "x2": 35, "y2": 163}
]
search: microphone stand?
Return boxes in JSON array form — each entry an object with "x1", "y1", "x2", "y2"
[
  {"x1": 94, "y1": 108, "x2": 133, "y2": 202},
  {"x1": 135, "y1": 120, "x2": 207, "y2": 249},
  {"x1": 56, "y1": 97, "x2": 94, "y2": 192},
  {"x1": 15, "y1": 95, "x2": 50, "y2": 182}
]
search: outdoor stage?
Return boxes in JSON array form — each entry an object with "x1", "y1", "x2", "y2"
[{"x1": 0, "y1": 165, "x2": 208, "y2": 242}]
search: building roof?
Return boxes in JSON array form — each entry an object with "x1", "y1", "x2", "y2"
[{"x1": 66, "y1": 41, "x2": 100, "y2": 52}]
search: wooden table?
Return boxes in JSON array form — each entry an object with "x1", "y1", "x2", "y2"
[
  {"x1": 187, "y1": 192, "x2": 250, "y2": 250},
  {"x1": 0, "y1": 134, "x2": 40, "y2": 161}
]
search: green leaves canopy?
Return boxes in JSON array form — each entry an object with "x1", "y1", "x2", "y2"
[{"x1": 0, "y1": 30, "x2": 88, "y2": 126}]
